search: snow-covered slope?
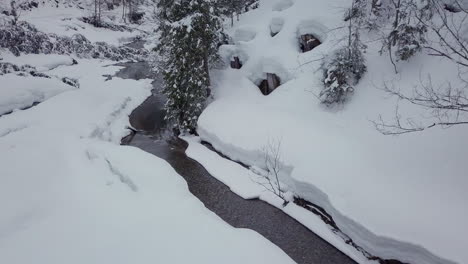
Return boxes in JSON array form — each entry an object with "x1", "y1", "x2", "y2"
[{"x1": 196, "y1": 0, "x2": 468, "y2": 264}]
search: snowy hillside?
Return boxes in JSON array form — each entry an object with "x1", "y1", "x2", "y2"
[{"x1": 191, "y1": 0, "x2": 468, "y2": 264}]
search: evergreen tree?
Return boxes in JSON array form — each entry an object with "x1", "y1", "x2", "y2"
[
  {"x1": 156, "y1": 0, "x2": 221, "y2": 134},
  {"x1": 320, "y1": 0, "x2": 367, "y2": 104},
  {"x1": 217, "y1": 0, "x2": 243, "y2": 26},
  {"x1": 348, "y1": 0, "x2": 431, "y2": 72}
]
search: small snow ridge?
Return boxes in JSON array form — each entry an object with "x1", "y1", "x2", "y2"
[
  {"x1": 270, "y1": 17, "x2": 285, "y2": 37},
  {"x1": 233, "y1": 27, "x2": 257, "y2": 43},
  {"x1": 272, "y1": 0, "x2": 294, "y2": 12}
]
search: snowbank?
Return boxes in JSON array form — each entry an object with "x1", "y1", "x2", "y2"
[
  {"x1": 199, "y1": 0, "x2": 468, "y2": 263},
  {"x1": 0, "y1": 74, "x2": 74, "y2": 115},
  {"x1": 183, "y1": 136, "x2": 371, "y2": 264}
]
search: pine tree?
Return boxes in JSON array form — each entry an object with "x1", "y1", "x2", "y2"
[
  {"x1": 217, "y1": 0, "x2": 244, "y2": 26},
  {"x1": 320, "y1": 0, "x2": 367, "y2": 104},
  {"x1": 156, "y1": 0, "x2": 221, "y2": 134}
]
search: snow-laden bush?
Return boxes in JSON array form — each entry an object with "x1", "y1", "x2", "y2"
[
  {"x1": 365, "y1": 0, "x2": 430, "y2": 70},
  {"x1": 320, "y1": 0, "x2": 367, "y2": 105},
  {"x1": 0, "y1": 21, "x2": 146, "y2": 61},
  {"x1": 1, "y1": 62, "x2": 38, "y2": 75},
  {"x1": 320, "y1": 46, "x2": 366, "y2": 104},
  {"x1": 390, "y1": 23, "x2": 427, "y2": 61}
]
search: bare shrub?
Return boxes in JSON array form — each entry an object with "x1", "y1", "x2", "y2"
[{"x1": 253, "y1": 139, "x2": 289, "y2": 206}]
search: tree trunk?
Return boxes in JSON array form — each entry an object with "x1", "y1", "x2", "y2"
[
  {"x1": 122, "y1": 0, "x2": 126, "y2": 23},
  {"x1": 203, "y1": 54, "x2": 211, "y2": 87}
]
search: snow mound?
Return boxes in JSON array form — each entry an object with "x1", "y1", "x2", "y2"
[
  {"x1": 219, "y1": 45, "x2": 249, "y2": 66},
  {"x1": 272, "y1": 0, "x2": 294, "y2": 12},
  {"x1": 269, "y1": 17, "x2": 285, "y2": 36},
  {"x1": 247, "y1": 57, "x2": 291, "y2": 87}
]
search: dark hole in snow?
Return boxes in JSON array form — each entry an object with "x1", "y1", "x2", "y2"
[
  {"x1": 300, "y1": 34, "x2": 321, "y2": 52},
  {"x1": 258, "y1": 73, "x2": 281, "y2": 95},
  {"x1": 230, "y1": 56, "x2": 242, "y2": 69}
]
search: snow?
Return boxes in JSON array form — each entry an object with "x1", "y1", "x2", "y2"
[
  {"x1": 0, "y1": 74, "x2": 74, "y2": 115},
  {"x1": 272, "y1": 0, "x2": 294, "y2": 12},
  {"x1": 247, "y1": 57, "x2": 291, "y2": 86},
  {"x1": 2, "y1": 0, "x2": 467, "y2": 263},
  {"x1": 297, "y1": 19, "x2": 328, "y2": 41},
  {"x1": 197, "y1": 1, "x2": 468, "y2": 264},
  {"x1": 183, "y1": 136, "x2": 265, "y2": 200},
  {"x1": 269, "y1": 17, "x2": 285, "y2": 36},
  {"x1": 1, "y1": 52, "x2": 75, "y2": 71},
  {"x1": 183, "y1": 136, "x2": 371, "y2": 264},
  {"x1": 0, "y1": 57, "x2": 295, "y2": 264},
  {"x1": 0, "y1": 3, "x2": 299, "y2": 261},
  {"x1": 21, "y1": 5, "x2": 140, "y2": 45},
  {"x1": 233, "y1": 27, "x2": 257, "y2": 42}
]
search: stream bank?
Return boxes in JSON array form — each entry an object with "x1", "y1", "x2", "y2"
[{"x1": 116, "y1": 60, "x2": 356, "y2": 264}]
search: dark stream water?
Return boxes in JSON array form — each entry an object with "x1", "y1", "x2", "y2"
[{"x1": 116, "y1": 61, "x2": 356, "y2": 264}]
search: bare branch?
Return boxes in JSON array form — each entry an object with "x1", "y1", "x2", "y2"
[
  {"x1": 253, "y1": 139, "x2": 289, "y2": 206},
  {"x1": 373, "y1": 78, "x2": 468, "y2": 134}
]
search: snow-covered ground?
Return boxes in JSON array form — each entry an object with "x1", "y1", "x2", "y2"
[
  {"x1": 1, "y1": 53, "x2": 76, "y2": 71},
  {"x1": 0, "y1": 73, "x2": 73, "y2": 115},
  {"x1": 196, "y1": 0, "x2": 468, "y2": 264},
  {"x1": 22, "y1": 6, "x2": 139, "y2": 45},
  {"x1": 0, "y1": 3, "x2": 297, "y2": 263},
  {"x1": 0, "y1": 52, "x2": 78, "y2": 115},
  {"x1": 0, "y1": 0, "x2": 152, "y2": 45},
  {"x1": 0, "y1": 58, "x2": 295, "y2": 263}
]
